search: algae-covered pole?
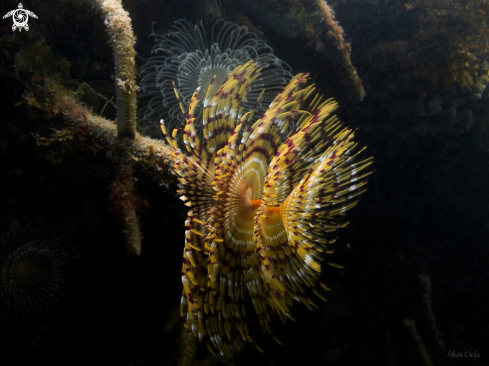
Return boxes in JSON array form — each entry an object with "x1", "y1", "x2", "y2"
[
  {"x1": 89, "y1": 0, "x2": 142, "y2": 254},
  {"x1": 300, "y1": 0, "x2": 365, "y2": 102},
  {"x1": 27, "y1": 77, "x2": 174, "y2": 181},
  {"x1": 419, "y1": 271, "x2": 446, "y2": 353},
  {"x1": 119, "y1": 170, "x2": 142, "y2": 256},
  {"x1": 91, "y1": 0, "x2": 138, "y2": 140},
  {"x1": 404, "y1": 318, "x2": 434, "y2": 366},
  {"x1": 108, "y1": 167, "x2": 145, "y2": 256},
  {"x1": 27, "y1": 74, "x2": 174, "y2": 256}
]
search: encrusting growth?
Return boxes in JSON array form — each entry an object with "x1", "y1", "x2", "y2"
[
  {"x1": 89, "y1": 0, "x2": 142, "y2": 255},
  {"x1": 90, "y1": 0, "x2": 138, "y2": 140},
  {"x1": 162, "y1": 61, "x2": 373, "y2": 357},
  {"x1": 301, "y1": 0, "x2": 366, "y2": 102}
]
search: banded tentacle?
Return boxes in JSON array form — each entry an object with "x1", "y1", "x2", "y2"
[
  {"x1": 255, "y1": 97, "x2": 373, "y2": 316},
  {"x1": 162, "y1": 60, "x2": 373, "y2": 357},
  {"x1": 206, "y1": 72, "x2": 318, "y2": 335}
]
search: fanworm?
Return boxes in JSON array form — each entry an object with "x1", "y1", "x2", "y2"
[
  {"x1": 161, "y1": 61, "x2": 373, "y2": 357},
  {"x1": 0, "y1": 222, "x2": 77, "y2": 346},
  {"x1": 139, "y1": 20, "x2": 292, "y2": 137}
]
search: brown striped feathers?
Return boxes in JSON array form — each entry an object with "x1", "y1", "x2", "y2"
[{"x1": 161, "y1": 61, "x2": 373, "y2": 357}]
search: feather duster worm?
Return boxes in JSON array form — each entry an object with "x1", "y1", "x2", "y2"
[
  {"x1": 161, "y1": 61, "x2": 373, "y2": 357},
  {"x1": 0, "y1": 223, "x2": 78, "y2": 346},
  {"x1": 139, "y1": 20, "x2": 292, "y2": 137}
]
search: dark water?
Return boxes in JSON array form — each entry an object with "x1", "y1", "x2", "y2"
[{"x1": 0, "y1": 1, "x2": 487, "y2": 365}]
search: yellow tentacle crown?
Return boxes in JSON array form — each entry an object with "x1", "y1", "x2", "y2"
[{"x1": 161, "y1": 61, "x2": 373, "y2": 357}]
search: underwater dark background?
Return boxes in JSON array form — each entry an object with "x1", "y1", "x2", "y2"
[{"x1": 0, "y1": 0, "x2": 488, "y2": 365}]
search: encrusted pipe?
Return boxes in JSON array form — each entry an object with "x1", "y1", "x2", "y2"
[
  {"x1": 404, "y1": 318, "x2": 434, "y2": 366},
  {"x1": 419, "y1": 271, "x2": 446, "y2": 353},
  {"x1": 301, "y1": 0, "x2": 365, "y2": 102},
  {"x1": 177, "y1": 327, "x2": 199, "y2": 366},
  {"x1": 108, "y1": 167, "x2": 145, "y2": 256},
  {"x1": 88, "y1": 0, "x2": 141, "y2": 254},
  {"x1": 91, "y1": 0, "x2": 138, "y2": 140},
  {"x1": 26, "y1": 75, "x2": 174, "y2": 256},
  {"x1": 27, "y1": 76, "x2": 174, "y2": 179}
]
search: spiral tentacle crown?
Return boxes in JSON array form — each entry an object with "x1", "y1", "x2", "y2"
[
  {"x1": 162, "y1": 61, "x2": 373, "y2": 357},
  {"x1": 0, "y1": 223, "x2": 77, "y2": 346},
  {"x1": 139, "y1": 20, "x2": 293, "y2": 138}
]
